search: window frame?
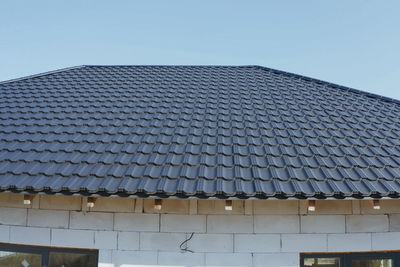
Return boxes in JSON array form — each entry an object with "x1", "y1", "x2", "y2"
[
  {"x1": 301, "y1": 251, "x2": 400, "y2": 267},
  {"x1": 0, "y1": 242, "x2": 98, "y2": 267}
]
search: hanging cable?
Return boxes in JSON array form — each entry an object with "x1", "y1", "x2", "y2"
[{"x1": 179, "y1": 232, "x2": 195, "y2": 253}]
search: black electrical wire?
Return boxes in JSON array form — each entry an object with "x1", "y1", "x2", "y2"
[{"x1": 179, "y1": 232, "x2": 195, "y2": 253}]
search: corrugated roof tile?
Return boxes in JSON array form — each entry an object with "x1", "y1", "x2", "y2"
[{"x1": 0, "y1": 65, "x2": 399, "y2": 198}]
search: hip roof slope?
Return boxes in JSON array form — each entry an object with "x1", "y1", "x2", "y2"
[{"x1": 0, "y1": 65, "x2": 399, "y2": 199}]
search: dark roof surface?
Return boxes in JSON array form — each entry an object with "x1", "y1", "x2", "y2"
[{"x1": 0, "y1": 65, "x2": 400, "y2": 199}]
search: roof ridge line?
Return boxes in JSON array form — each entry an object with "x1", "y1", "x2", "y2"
[
  {"x1": 83, "y1": 64, "x2": 250, "y2": 67},
  {"x1": 2, "y1": 64, "x2": 399, "y2": 106},
  {"x1": 0, "y1": 65, "x2": 86, "y2": 85},
  {"x1": 254, "y1": 65, "x2": 400, "y2": 106}
]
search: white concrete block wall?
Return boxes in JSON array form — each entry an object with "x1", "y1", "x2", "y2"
[
  {"x1": 95, "y1": 231, "x2": 118, "y2": 250},
  {"x1": 117, "y1": 231, "x2": 140, "y2": 250},
  {"x1": 158, "y1": 252, "x2": 205, "y2": 267},
  {"x1": 389, "y1": 214, "x2": 400, "y2": 231},
  {"x1": 51, "y1": 228, "x2": 95, "y2": 248},
  {"x1": 112, "y1": 250, "x2": 158, "y2": 266},
  {"x1": 300, "y1": 215, "x2": 345, "y2": 233},
  {"x1": 207, "y1": 215, "x2": 253, "y2": 233},
  {"x1": 346, "y1": 215, "x2": 389, "y2": 232},
  {"x1": 253, "y1": 253, "x2": 299, "y2": 267},
  {"x1": 234, "y1": 234, "x2": 280, "y2": 253},
  {"x1": 70, "y1": 211, "x2": 114, "y2": 230},
  {"x1": 98, "y1": 250, "x2": 114, "y2": 267},
  {"x1": 328, "y1": 233, "x2": 372, "y2": 252},
  {"x1": 0, "y1": 225, "x2": 10, "y2": 242},
  {"x1": 372, "y1": 232, "x2": 400, "y2": 250},
  {"x1": 1, "y1": 194, "x2": 400, "y2": 267},
  {"x1": 27, "y1": 209, "x2": 69, "y2": 228},
  {"x1": 190, "y1": 234, "x2": 234, "y2": 253},
  {"x1": 254, "y1": 215, "x2": 300, "y2": 233},
  {"x1": 10, "y1": 226, "x2": 50, "y2": 246},
  {"x1": 114, "y1": 213, "x2": 159, "y2": 232},
  {"x1": 281, "y1": 234, "x2": 327, "y2": 252},
  {"x1": 161, "y1": 214, "x2": 206, "y2": 233},
  {"x1": 205, "y1": 253, "x2": 253, "y2": 267},
  {"x1": 0, "y1": 207, "x2": 27, "y2": 225},
  {"x1": 140, "y1": 232, "x2": 186, "y2": 251}
]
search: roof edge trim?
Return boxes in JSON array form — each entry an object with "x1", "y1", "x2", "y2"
[
  {"x1": 1, "y1": 190, "x2": 398, "y2": 201},
  {"x1": 0, "y1": 65, "x2": 86, "y2": 85}
]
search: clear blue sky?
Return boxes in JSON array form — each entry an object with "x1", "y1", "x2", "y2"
[{"x1": 1, "y1": 1, "x2": 399, "y2": 100}]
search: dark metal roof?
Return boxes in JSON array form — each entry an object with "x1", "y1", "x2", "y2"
[{"x1": 0, "y1": 65, "x2": 399, "y2": 199}]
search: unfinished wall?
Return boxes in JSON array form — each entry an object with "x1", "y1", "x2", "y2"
[{"x1": 0, "y1": 194, "x2": 400, "y2": 267}]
